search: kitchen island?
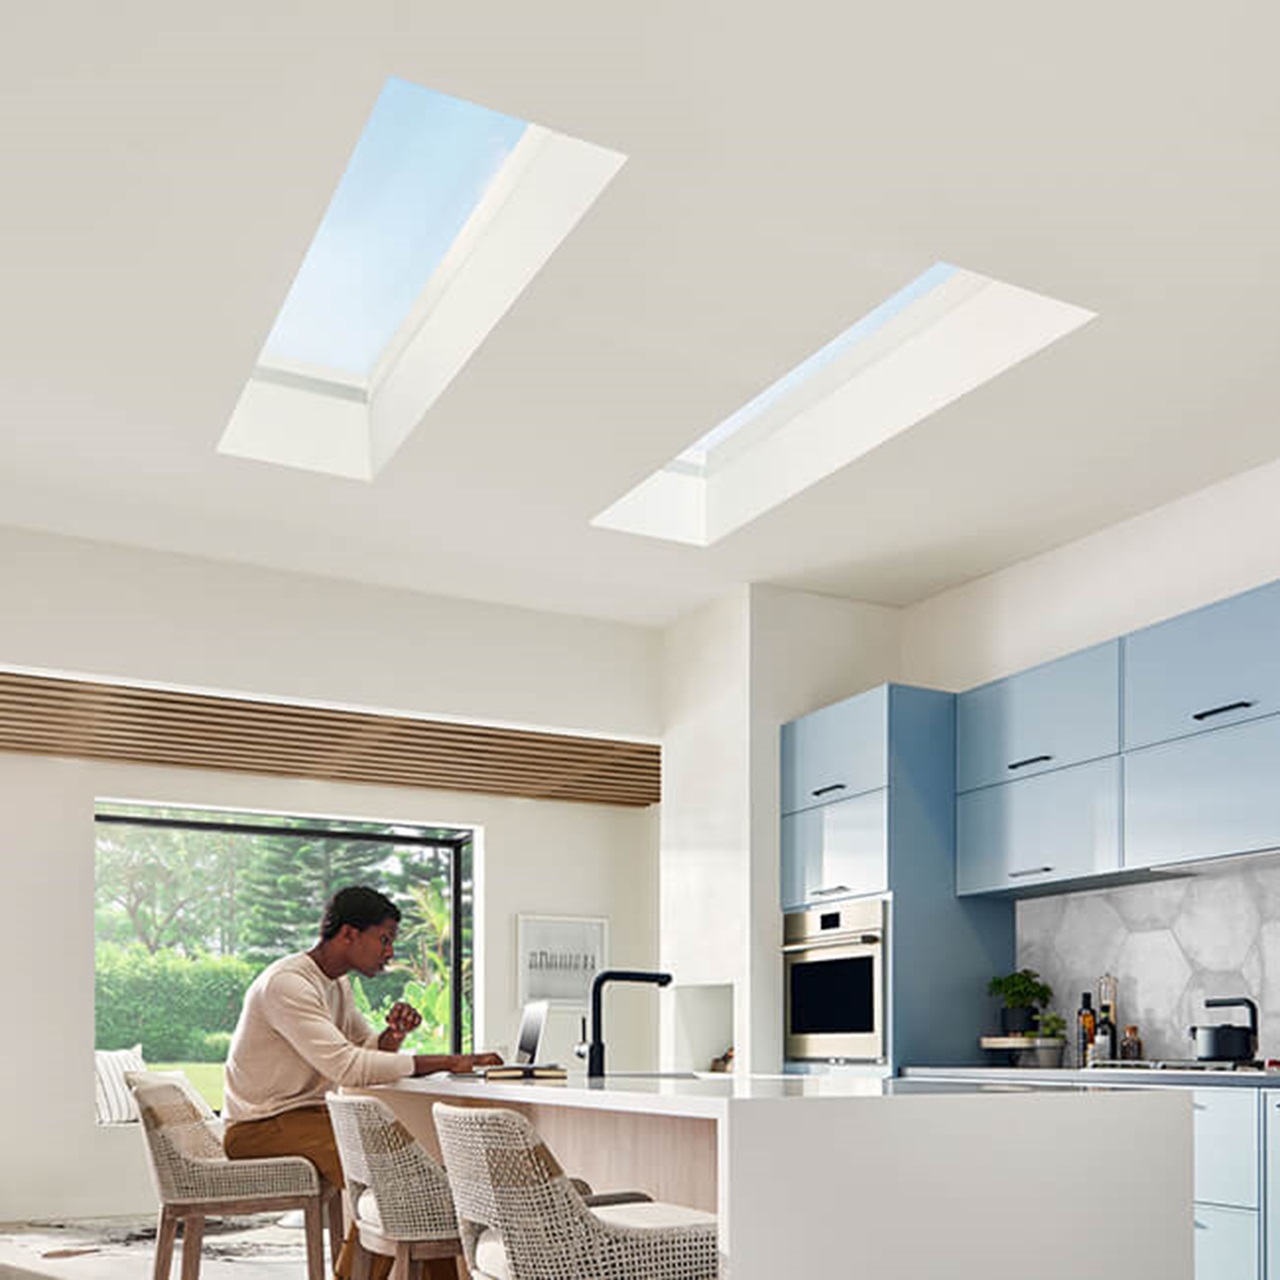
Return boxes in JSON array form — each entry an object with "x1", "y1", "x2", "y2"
[{"x1": 365, "y1": 1071, "x2": 1191, "y2": 1280}]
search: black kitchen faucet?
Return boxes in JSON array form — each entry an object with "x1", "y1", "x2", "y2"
[{"x1": 584, "y1": 969, "x2": 672, "y2": 1077}]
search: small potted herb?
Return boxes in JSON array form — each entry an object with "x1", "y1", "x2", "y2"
[
  {"x1": 1028, "y1": 1012, "x2": 1068, "y2": 1068},
  {"x1": 987, "y1": 968, "x2": 1053, "y2": 1035}
]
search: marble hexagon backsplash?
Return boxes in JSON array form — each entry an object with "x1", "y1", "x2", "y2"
[{"x1": 1016, "y1": 859, "x2": 1280, "y2": 1065}]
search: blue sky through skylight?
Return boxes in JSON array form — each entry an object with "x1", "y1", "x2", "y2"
[
  {"x1": 676, "y1": 261, "x2": 960, "y2": 469},
  {"x1": 262, "y1": 78, "x2": 528, "y2": 379}
]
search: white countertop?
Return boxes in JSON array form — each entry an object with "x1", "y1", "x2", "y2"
[{"x1": 371, "y1": 1069, "x2": 1066, "y2": 1119}]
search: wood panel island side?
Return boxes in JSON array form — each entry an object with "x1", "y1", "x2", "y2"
[{"x1": 364, "y1": 1072, "x2": 1191, "y2": 1280}]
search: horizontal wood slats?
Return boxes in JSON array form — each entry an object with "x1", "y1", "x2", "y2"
[{"x1": 0, "y1": 672, "x2": 660, "y2": 807}]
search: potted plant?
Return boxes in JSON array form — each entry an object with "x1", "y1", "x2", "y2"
[
  {"x1": 1027, "y1": 1011, "x2": 1068, "y2": 1068},
  {"x1": 987, "y1": 968, "x2": 1053, "y2": 1035}
]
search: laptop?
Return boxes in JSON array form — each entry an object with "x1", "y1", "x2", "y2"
[{"x1": 448, "y1": 1000, "x2": 551, "y2": 1076}]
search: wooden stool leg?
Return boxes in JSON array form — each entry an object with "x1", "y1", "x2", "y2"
[
  {"x1": 179, "y1": 1214, "x2": 204, "y2": 1280},
  {"x1": 326, "y1": 1187, "x2": 346, "y2": 1269},
  {"x1": 303, "y1": 1199, "x2": 326, "y2": 1280},
  {"x1": 152, "y1": 1205, "x2": 178, "y2": 1280}
]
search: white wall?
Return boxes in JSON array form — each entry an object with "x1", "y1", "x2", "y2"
[
  {"x1": 657, "y1": 585, "x2": 902, "y2": 1075},
  {"x1": 0, "y1": 525, "x2": 662, "y2": 1220},
  {"x1": 0, "y1": 752, "x2": 655, "y2": 1220},
  {"x1": 900, "y1": 455, "x2": 1280, "y2": 691},
  {"x1": 0, "y1": 525, "x2": 660, "y2": 739}
]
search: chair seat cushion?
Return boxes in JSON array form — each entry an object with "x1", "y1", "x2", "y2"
[
  {"x1": 474, "y1": 1227, "x2": 510, "y2": 1280},
  {"x1": 592, "y1": 1199, "x2": 718, "y2": 1229},
  {"x1": 354, "y1": 1188, "x2": 384, "y2": 1230}
]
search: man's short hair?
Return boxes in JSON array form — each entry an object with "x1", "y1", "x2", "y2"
[{"x1": 319, "y1": 885, "x2": 401, "y2": 940}]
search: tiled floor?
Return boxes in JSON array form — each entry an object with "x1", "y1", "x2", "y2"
[{"x1": 0, "y1": 1215, "x2": 309, "y2": 1279}]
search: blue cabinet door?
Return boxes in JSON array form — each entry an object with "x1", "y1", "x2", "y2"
[
  {"x1": 1194, "y1": 1205, "x2": 1259, "y2": 1280},
  {"x1": 956, "y1": 640, "x2": 1120, "y2": 793},
  {"x1": 780, "y1": 790, "x2": 887, "y2": 909},
  {"x1": 956, "y1": 758, "x2": 1122, "y2": 895},
  {"x1": 780, "y1": 686, "x2": 888, "y2": 816},
  {"x1": 1125, "y1": 715, "x2": 1280, "y2": 870},
  {"x1": 1124, "y1": 578, "x2": 1280, "y2": 751},
  {"x1": 1193, "y1": 1089, "x2": 1258, "y2": 1209},
  {"x1": 1262, "y1": 1095, "x2": 1280, "y2": 1280}
]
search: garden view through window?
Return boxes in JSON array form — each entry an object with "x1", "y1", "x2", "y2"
[{"x1": 94, "y1": 801, "x2": 475, "y2": 1113}]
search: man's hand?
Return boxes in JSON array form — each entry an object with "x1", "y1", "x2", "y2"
[
  {"x1": 410, "y1": 1050, "x2": 505, "y2": 1076},
  {"x1": 378, "y1": 1001, "x2": 423, "y2": 1052}
]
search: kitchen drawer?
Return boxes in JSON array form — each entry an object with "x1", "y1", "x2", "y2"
[
  {"x1": 1193, "y1": 1088, "x2": 1258, "y2": 1208},
  {"x1": 955, "y1": 757, "x2": 1121, "y2": 895},
  {"x1": 1124, "y1": 578, "x2": 1280, "y2": 752},
  {"x1": 780, "y1": 686, "x2": 888, "y2": 816},
  {"x1": 780, "y1": 789, "x2": 887, "y2": 909},
  {"x1": 1125, "y1": 715, "x2": 1280, "y2": 870},
  {"x1": 956, "y1": 640, "x2": 1120, "y2": 792},
  {"x1": 1193, "y1": 1204, "x2": 1258, "y2": 1280}
]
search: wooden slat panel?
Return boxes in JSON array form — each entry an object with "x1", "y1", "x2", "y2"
[{"x1": 0, "y1": 672, "x2": 660, "y2": 807}]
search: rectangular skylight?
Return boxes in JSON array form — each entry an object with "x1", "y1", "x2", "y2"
[
  {"x1": 261, "y1": 78, "x2": 527, "y2": 380},
  {"x1": 218, "y1": 78, "x2": 625, "y2": 480},
  {"x1": 593, "y1": 264, "x2": 1096, "y2": 546}
]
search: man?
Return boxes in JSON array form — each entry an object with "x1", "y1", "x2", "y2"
[{"x1": 223, "y1": 884, "x2": 500, "y2": 1280}]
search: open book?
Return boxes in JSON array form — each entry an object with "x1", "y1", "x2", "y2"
[{"x1": 479, "y1": 1062, "x2": 567, "y2": 1081}]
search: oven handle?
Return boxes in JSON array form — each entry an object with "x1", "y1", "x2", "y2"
[{"x1": 782, "y1": 934, "x2": 881, "y2": 954}]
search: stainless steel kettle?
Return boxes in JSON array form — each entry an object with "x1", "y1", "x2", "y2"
[{"x1": 1188, "y1": 996, "x2": 1258, "y2": 1062}]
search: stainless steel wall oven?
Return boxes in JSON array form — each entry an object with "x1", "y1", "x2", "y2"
[{"x1": 783, "y1": 898, "x2": 884, "y2": 1062}]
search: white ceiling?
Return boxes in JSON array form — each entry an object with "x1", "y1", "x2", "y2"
[{"x1": 2, "y1": 3, "x2": 1278, "y2": 627}]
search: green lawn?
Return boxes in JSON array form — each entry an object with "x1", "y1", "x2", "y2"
[{"x1": 149, "y1": 1061, "x2": 225, "y2": 1113}]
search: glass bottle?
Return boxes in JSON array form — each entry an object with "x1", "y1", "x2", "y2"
[
  {"x1": 1095, "y1": 1002, "x2": 1116, "y2": 1061},
  {"x1": 1098, "y1": 974, "x2": 1118, "y2": 1032},
  {"x1": 1120, "y1": 1025, "x2": 1143, "y2": 1061},
  {"x1": 1076, "y1": 992, "x2": 1096, "y2": 1067}
]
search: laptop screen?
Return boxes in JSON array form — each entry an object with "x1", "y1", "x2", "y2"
[{"x1": 514, "y1": 1000, "x2": 548, "y2": 1065}]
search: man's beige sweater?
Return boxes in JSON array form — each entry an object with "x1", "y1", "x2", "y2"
[{"x1": 223, "y1": 952, "x2": 413, "y2": 1123}]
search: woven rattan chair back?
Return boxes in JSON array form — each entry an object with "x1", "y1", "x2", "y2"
[
  {"x1": 325, "y1": 1093, "x2": 458, "y2": 1241},
  {"x1": 433, "y1": 1102, "x2": 720, "y2": 1280}
]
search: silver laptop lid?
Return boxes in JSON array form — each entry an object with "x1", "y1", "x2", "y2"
[{"x1": 514, "y1": 1000, "x2": 548, "y2": 1065}]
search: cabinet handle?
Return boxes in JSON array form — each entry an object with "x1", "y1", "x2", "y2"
[
  {"x1": 1191, "y1": 699, "x2": 1255, "y2": 721},
  {"x1": 1007, "y1": 754, "x2": 1052, "y2": 771},
  {"x1": 811, "y1": 783, "x2": 847, "y2": 797},
  {"x1": 811, "y1": 885, "x2": 852, "y2": 897},
  {"x1": 1007, "y1": 866, "x2": 1054, "y2": 878}
]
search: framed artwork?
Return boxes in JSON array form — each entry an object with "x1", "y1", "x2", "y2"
[{"x1": 517, "y1": 914, "x2": 608, "y2": 1008}]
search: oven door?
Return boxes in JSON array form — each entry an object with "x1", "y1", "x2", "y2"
[{"x1": 783, "y1": 934, "x2": 883, "y2": 1062}]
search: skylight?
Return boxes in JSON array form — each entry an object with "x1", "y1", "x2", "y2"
[
  {"x1": 592, "y1": 264, "x2": 1096, "y2": 547},
  {"x1": 218, "y1": 79, "x2": 625, "y2": 480},
  {"x1": 262, "y1": 80, "x2": 527, "y2": 379}
]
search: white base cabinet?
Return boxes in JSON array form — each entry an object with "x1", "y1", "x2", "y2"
[{"x1": 1196, "y1": 1205, "x2": 1258, "y2": 1280}]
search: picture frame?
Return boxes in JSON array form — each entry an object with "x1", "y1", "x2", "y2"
[{"x1": 516, "y1": 914, "x2": 608, "y2": 1008}]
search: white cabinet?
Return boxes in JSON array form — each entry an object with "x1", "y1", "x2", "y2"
[{"x1": 1194, "y1": 1089, "x2": 1258, "y2": 1209}]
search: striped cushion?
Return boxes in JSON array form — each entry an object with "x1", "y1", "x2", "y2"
[{"x1": 95, "y1": 1044, "x2": 145, "y2": 1124}]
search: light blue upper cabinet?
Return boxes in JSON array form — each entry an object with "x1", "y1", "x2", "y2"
[
  {"x1": 956, "y1": 757, "x2": 1122, "y2": 895},
  {"x1": 780, "y1": 789, "x2": 888, "y2": 910},
  {"x1": 780, "y1": 685, "x2": 888, "y2": 816},
  {"x1": 956, "y1": 640, "x2": 1120, "y2": 793},
  {"x1": 1124, "y1": 579, "x2": 1280, "y2": 752},
  {"x1": 1125, "y1": 715, "x2": 1280, "y2": 870}
]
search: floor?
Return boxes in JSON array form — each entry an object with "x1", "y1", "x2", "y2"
[{"x1": 0, "y1": 1215, "x2": 310, "y2": 1279}]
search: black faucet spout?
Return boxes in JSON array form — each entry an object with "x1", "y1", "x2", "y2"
[{"x1": 587, "y1": 969, "x2": 672, "y2": 1077}]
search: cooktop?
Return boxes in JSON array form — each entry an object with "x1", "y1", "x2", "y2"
[{"x1": 1088, "y1": 1059, "x2": 1265, "y2": 1072}]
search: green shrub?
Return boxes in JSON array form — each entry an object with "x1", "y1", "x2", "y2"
[{"x1": 95, "y1": 943, "x2": 259, "y2": 1061}]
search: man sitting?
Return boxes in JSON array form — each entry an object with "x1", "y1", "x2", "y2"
[{"x1": 223, "y1": 884, "x2": 500, "y2": 1280}]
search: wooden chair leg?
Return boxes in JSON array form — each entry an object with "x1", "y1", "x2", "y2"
[
  {"x1": 391, "y1": 1241, "x2": 412, "y2": 1280},
  {"x1": 326, "y1": 1186, "x2": 346, "y2": 1269},
  {"x1": 302, "y1": 1198, "x2": 326, "y2": 1280},
  {"x1": 152, "y1": 1205, "x2": 179, "y2": 1280},
  {"x1": 179, "y1": 1214, "x2": 204, "y2": 1280},
  {"x1": 351, "y1": 1238, "x2": 374, "y2": 1280}
]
